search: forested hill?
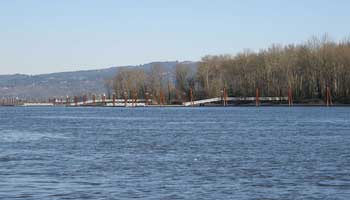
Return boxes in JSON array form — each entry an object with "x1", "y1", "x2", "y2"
[{"x1": 0, "y1": 61, "x2": 197, "y2": 100}]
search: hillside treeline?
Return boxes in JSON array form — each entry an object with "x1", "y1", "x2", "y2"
[{"x1": 112, "y1": 36, "x2": 350, "y2": 104}]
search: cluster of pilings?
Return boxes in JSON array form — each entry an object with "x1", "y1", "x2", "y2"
[
  {"x1": 0, "y1": 98, "x2": 22, "y2": 106},
  {"x1": 39, "y1": 85, "x2": 335, "y2": 107},
  {"x1": 214, "y1": 86, "x2": 333, "y2": 107},
  {"x1": 57, "y1": 93, "x2": 151, "y2": 107},
  {"x1": 229, "y1": 86, "x2": 332, "y2": 107}
]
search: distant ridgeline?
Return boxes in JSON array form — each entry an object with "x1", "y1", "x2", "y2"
[
  {"x1": 0, "y1": 61, "x2": 192, "y2": 101},
  {"x1": 112, "y1": 36, "x2": 350, "y2": 104}
]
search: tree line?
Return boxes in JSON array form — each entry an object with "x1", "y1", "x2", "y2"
[{"x1": 111, "y1": 35, "x2": 350, "y2": 104}]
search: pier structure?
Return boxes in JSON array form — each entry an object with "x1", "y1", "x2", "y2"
[{"x1": 1, "y1": 86, "x2": 338, "y2": 107}]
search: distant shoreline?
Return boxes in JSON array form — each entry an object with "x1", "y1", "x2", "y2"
[{"x1": 2, "y1": 103, "x2": 350, "y2": 107}]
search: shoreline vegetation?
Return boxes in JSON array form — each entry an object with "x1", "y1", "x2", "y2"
[
  {"x1": 110, "y1": 35, "x2": 350, "y2": 105},
  {"x1": 1, "y1": 35, "x2": 350, "y2": 107}
]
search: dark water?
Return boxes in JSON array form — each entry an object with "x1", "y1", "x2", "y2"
[{"x1": 1, "y1": 107, "x2": 350, "y2": 199}]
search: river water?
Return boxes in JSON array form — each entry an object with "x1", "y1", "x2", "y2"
[{"x1": 0, "y1": 107, "x2": 350, "y2": 199}]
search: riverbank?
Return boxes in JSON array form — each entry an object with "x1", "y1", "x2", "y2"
[{"x1": 2, "y1": 103, "x2": 350, "y2": 107}]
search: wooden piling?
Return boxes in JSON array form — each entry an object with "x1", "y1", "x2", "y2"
[
  {"x1": 328, "y1": 87, "x2": 333, "y2": 106},
  {"x1": 74, "y1": 96, "x2": 78, "y2": 106},
  {"x1": 132, "y1": 90, "x2": 137, "y2": 107},
  {"x1": 66, "y1": 96, "x2": 70, "y2": 106},
  {"x1": 190, "y1": 88, "x2": 194, "y2": 106},
  {"x1": 83, "y1": 95, "x2": 87, "y2": 105},
  {"x1": 288, "y1": 87, "x2": 293, "y2": 106},
  {"x1": 159, "y1": 89, "x2": 165, "y2": 106},
  {"x1": 223, "y1": 87, "x2": 228, "y2": 106},
  {"x1": 145, "y1": 92, "x2": 149, "y2": 106},
  {"x1": 92, "y1": 95, "x2": 96, "y2": 106},
  {"x1": 256, "y1": 88, "x2": 259, "y2": 107},
  {"x1": 182, "y1": 92, "x2": 186, "y2": 105},
  {"x1": 326, "y1": 86, "x2": 332, "y2": 106},
  {"x1": 102, "y1": 94, "x2": 106, "y2": 105},
  {"x1": 124, "y1": 91, "x2": 128, "y2": 107}
]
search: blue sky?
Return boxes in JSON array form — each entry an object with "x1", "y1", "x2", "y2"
[{"x1": 1, "y1": 0, "x2": 349, "y2": 75}]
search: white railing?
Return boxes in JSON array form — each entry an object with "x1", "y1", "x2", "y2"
[
  {"x1": 68, "y1": 99, "x2": 149, "y2": 106},
  {"x1": 183, "y1": 97, "x2": 288, "y2": 106}
]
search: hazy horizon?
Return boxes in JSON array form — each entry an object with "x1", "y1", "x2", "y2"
[
  {"x1": 1, "y1": 0, "x2": 350, "y2": 75},
  {"x1": 0, "y1": 60, "x2": 195, "y2": 76}
]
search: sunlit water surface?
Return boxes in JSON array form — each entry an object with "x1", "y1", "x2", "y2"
[{"x1": 1, "y1": 107, "x2": 350, "y2": 199}]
